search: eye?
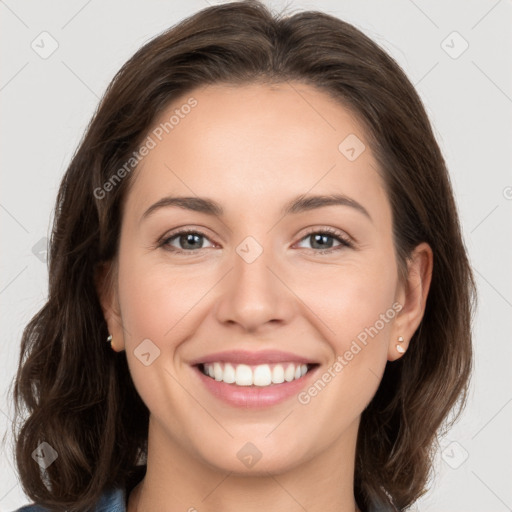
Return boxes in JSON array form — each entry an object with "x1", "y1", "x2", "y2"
[
  {"x1": 295, "y1": 227, "x2": 353, "y2": 254},
  {"x1": 158, "y1": 227, "x2": 353, "y2": 255},
  {"x1": 159, "y1": 229, "x2": 215, "y2": 254}
]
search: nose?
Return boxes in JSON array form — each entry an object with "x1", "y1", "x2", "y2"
[{"x1": 214, "y1": 238, "x2": 295, "y2": 334}]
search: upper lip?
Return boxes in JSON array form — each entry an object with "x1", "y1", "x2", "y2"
[{"x1": 189, "y1": 350, "x2": 319, "y2": 366}]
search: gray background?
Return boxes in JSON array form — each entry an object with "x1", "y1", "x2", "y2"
[{"x1": 1, "y1": 0, "x2": 511, "y2": 510}]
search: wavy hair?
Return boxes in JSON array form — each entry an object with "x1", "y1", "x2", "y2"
[{"x1": 9, "y1": 1, "x2": 476, "y2": 510}]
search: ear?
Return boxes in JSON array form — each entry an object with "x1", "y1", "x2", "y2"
[
  {"x1": 388, "y1": 242, "x2": 433, "y2": 361},
  {"x1": 94, "y1": 260, "x2": 126, "y2": 352}
]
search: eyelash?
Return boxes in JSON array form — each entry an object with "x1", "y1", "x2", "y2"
[{"x1": 157, "y1": 227, "x2": 354, "y2": 255}]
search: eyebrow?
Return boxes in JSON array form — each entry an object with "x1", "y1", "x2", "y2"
[{"x1": 141, "y1": 193, "x2": 372, "y2": 223}]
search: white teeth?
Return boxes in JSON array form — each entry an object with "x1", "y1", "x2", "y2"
[
  {"x1": 201, "y1": 362, "x2": 312, "y2": 387},
  {"x1": 223, "y1": 363, "x2": 236, "y2": 384},
  {"x1": 284, "y1": 364, "x2": 295, "y2": 382},
  {"x1": 272, "y1": 365, "x2": 285, "y2": 384},
  {"x1": 213, "y1": 362, "x2": 222, "y2": 381},
  {"x1": 235, "y1": 364, "x2": 253, "y2": 386},
  {"x1": 253, "y1": 365, "x2": 272, "y2": 386}
]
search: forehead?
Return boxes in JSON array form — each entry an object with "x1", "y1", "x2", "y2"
[{"x1": 124, "y1": 82, "x2": 388, "y2": 225}]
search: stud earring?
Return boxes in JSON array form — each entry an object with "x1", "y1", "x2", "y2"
[
  {"x1": 396, "y1": 336, "x2": 405, "y2": 354},
  {"x1": 106, "y1": 334, "x2": 115, "y2": 351}
]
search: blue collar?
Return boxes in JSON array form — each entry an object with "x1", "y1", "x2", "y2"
[
  {"x1": 94, "y1": 487, "x2": 127, "y2": 512},
  {"x1": 15, "y1": 487, "x2": 127, "y2": 512}
]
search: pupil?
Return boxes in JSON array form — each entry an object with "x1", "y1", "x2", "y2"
[
  {"x1": 182, "y1": 233, "x2": 202, "y2": 249},
  {"x1": 312, "y1": 234, "x2": 332, "y2": 249}
]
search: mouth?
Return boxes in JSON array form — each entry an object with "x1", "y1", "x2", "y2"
[
  {"x1": 189, "y1": 349, "x2": 321, "y2": 407},
  {"x1": 196, "y1": 361, "x2": 319, "y2": 387},
  {"x1": 191, "y1": 358, "x2": 321, "y2": 408}
]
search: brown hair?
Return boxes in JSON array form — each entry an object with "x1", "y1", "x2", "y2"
[{"x1": 9, "y1": 1, "x2": 476, "y2": 510}]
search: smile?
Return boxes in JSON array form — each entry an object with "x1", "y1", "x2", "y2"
[{"x1": 199, "y1": 362, "x2": 315, "y2": 387}]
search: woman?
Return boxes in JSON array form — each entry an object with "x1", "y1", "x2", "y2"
[{"x1": 10, "y1": 1, "x2": 476, "y2": 511}]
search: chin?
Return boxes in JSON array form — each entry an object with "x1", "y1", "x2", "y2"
[{"x1": 192, "y1": 435, "x2": 309, "y2": 476}]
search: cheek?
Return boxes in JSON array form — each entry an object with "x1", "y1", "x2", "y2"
[
  {"x1": 117, "y1": 258, "x2": 207, "y2": 344},
  {"x1": 116, "y1": 255, "x2": 208, "y2": 419},
  {"x1": 295, "y1": 261, "x2": 398, "y2": 428},
  {"x1": 297, "y1": 255, "x2": 398, "y2": 350}
]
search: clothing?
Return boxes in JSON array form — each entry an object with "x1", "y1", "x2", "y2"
[
  {"x1": 13, "y1": 465, "x2": 396, "y2": 511},
  {"x1": 14, "y1": 491, "x2": 396, "y2": 512},
  {"x1": 13, "y1": 466, "x2": 145, "y2": 512},
  {"x1": 13, "y1": 487, "x2": 127, "y2": 512}
]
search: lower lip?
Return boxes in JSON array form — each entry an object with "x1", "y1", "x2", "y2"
[{"x1": 193, "y1": 365, "x2": 319, "y2": 408}]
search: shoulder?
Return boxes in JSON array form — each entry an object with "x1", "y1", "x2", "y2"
[{"x1": 12, "y1": 487, "x2": 126, "y2": 512}]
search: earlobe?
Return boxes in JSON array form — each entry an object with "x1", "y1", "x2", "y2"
[
  {"x1": 395, "y1": 336, "x2": 405, "y2": 353},
  {"x1": 388, "y1": 242, "x2": 433, "y2": 361},
  {"x1": 388, "y1": 335, "x2": 408, "y2": 362},
  {"x1": 94, "y1": 261, "x2": 126, "y2": 352}
]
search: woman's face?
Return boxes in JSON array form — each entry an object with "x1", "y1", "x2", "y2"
[{"x1": 102, "y1": 82, "x2": 422, "y2": 475}]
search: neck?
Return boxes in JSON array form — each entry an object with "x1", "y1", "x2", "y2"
[{"x1": 128, "y1": 416, "x2": 361, "y2": 512}]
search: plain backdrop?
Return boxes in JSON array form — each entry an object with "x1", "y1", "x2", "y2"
[{"x1": 1, "y1": 1, "x2": 511, "y2": 510}]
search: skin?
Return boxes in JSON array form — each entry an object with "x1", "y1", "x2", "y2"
[{"x1": 97, "y1": 82, "x2": 433, "y2": 512}]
